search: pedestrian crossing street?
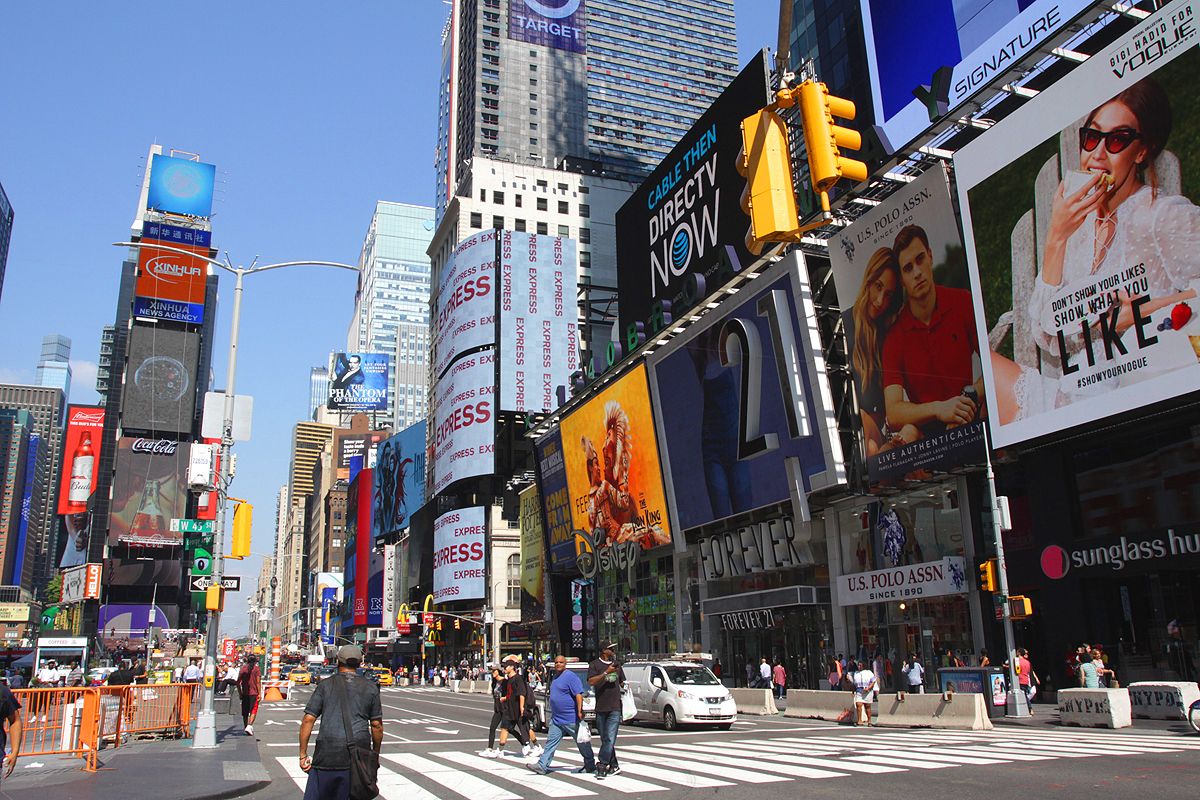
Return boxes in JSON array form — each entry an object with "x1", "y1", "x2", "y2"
[{"x1": 277, "y1": 727, "x2": 1200, "y2": 796}]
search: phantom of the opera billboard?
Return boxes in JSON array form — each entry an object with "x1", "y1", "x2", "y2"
[{"x1": 955, "y1": 1, "x2": 1200, "y2": 448}]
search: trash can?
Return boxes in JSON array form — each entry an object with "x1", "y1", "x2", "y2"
[{"x1": 936, "y1": 667, "x2": 1009, "y2": 718}]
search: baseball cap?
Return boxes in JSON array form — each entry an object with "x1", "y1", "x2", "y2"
[
  {"x1": 338, "y1": 645, "x2": 363, "y2": 664},
  {"x1": 603, "y1": 642, "x2": 618, "y2": 651}
]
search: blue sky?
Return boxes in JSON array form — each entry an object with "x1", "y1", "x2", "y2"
[{"x1": 0, "y1": 1, "x2": 779, "y2": 635}]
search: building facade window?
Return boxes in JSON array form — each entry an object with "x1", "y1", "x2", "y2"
[{"x1": 507, "y1": 554, "x2": 521, "y2": 607}]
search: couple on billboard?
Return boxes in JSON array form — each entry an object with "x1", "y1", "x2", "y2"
[{"x1": 847, "y1": 221, "x2": 984, "y2": 463}]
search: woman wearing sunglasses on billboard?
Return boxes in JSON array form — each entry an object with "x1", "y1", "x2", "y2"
[{"x1": 990, "y1": 77, "x2": 1200, "y2": 424}]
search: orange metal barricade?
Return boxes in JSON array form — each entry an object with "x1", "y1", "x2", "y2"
[{"x1": 12, "y1": 684, "x2": 203, "y2": 772}]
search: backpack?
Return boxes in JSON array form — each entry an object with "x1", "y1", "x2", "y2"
[{"x1": 524, "y1": 677, "x2": 538, "y2": 719}]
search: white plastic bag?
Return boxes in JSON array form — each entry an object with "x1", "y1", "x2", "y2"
[
  {"x1": 621, "y1": 687, "x2": 636, "y2": 721},
  {"x1": 576, "y1": 723, "x2": 592, "y2": 744}
]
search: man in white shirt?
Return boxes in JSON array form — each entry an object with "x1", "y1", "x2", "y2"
[
  {"x1": 36, "y1": 662, "x2": 58, "y2": 686},
  {"x1": 218, "y1": 663, "x2": 240, "y2": 695},
  {"x1": 183, "y1": 660, "x2": 203, "y2": 683},
  {"x1": 903, "y1": 653, "x2": 925, "y2": 693},
  {"x1": 851, "y1": 660, "x2": 877, "y2": 726},
  {"x1": 758, "y1": 657, "x2": 771, "y2": 689}
]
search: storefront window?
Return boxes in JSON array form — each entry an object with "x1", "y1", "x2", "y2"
[{"x1": 595, "y1": 554, "x2": 675, "y2": 655}]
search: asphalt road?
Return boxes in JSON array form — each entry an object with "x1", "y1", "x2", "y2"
[{"x1": 249, "y1": 685, "x2": 1200, "y2": 800}]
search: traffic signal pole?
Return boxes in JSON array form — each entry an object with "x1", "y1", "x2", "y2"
[{"x1": 982, "y1": 422, "x2": 1029, "y2": 717}]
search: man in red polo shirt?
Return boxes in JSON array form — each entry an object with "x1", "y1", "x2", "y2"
[{"x1": 882, "y1": 225, "x2": 984, "y2": 437}]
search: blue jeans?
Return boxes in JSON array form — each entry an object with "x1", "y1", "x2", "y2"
[
  {"x1": 595, "y1": 710, "x2": 620, "y2": 767},
  {"x1": 538, "y1": 719, "x2": 595, "y2": 772},
  {"x1": 304, "y1": 769, "x2": 350, "y2": 800}
]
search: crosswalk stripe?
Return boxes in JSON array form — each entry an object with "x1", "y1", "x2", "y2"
[
  {"x1": 384, "y1": 753, "x2": 521, "y2": 800},
  {"x1": 841, "y1": 754, "x2": 955, "y2": 769},
  {"x1": 1016, "y1": 734, "x2": 1200, "y2": 749},
  {"x1": 716, "y1": 741, "x2": 905, "y2": 772},
  {"x1": 651, "y1": 742, "x2": 849, "y2": 778},
  {"x1": 551, "y1": 766, "x2": 668, "y2": 793},
  {"x1": 376, "y1": 762, "x2": 454, "y2": 800},
  {"x1": 431, "y1": 751, "x2": 598, "y2": 797},
  {"x1": 989, "y1": 741, "x2": 1168, "y2": 757},
  {"x1": 554, "y1": 751, "x2": 734, "y2": 788},
  {"x1": 276, "y1": 756, "x2": 308, "y2": 791},
  {"x1": 613, "y1": 747, "x2": 788, "y2": 783},
  {"x1": 938, "y1": 746, "x2": 1055, "y2": 761},
  {"x1": 810, "y1": 742, "x2": 1011, "y2": 766}
]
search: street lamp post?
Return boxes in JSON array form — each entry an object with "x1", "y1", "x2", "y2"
[{"x1": 112, "y1": 241, "x2": 356, "y2": 749}]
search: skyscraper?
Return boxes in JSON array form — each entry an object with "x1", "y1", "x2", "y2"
[
  {"x1": 786, "y1": 0, "x2": 873, "y2": 128},
  {"x1": 35, "y1": 334, "x2": 72, "y2": 398},
  {"x1": 0, "y1": 180, "x2": 12, "y2": 307},
  {"x1": 0, "y1": 409, "x2": 36, "y2": 589},
  {"x1": 431, "y1": 0, "x2": 740, "y2": 352},
  {"x1": 346, "y1": 202, "x2": 435, "y2": 430},
  {"x1": 308, "y1": 366, "x2": 329, "y2": 421}
]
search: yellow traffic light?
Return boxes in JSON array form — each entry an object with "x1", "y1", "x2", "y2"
[
  {"x1": 1010, "y1": 595, "x2": 1033, "y2": 619},
  {"x1": 737, "y1": 109, "x2": 801, "y2": 252},
  {"x1": 231, "y1": 502, "x2": 252, "y2": 560},
  {"x1": 454, "y1": 618, "x2": 461, "y2": 630},
  {"x1": 978, "y1": 559, "x2": 998, "y2": 592},
  {"x1": 206, "y1": 585, "x2": 224, "y2": 612},
  {"x1": 799, "y1": 81, "x2": 868, "y2": 204}
]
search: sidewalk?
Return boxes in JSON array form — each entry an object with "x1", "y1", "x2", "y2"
[{"x1": 1, "y1": 710, "x2": 271, "y2": 800}]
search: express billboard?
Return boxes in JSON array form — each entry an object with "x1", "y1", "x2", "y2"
[
  {"x1": 615, "y1": 51, "x2": 773, "y2": 340},
  {"x1": 433, "y1": 506, "x2": 486, "y2": 603},
  {"x1": 372, "y1": 421, "x2": 427, "y2": 541},
  {"x1": 647, "y1": 253, "x2": 845, "y2": 533},
  {"x1": 146, "y1": 154, "x2": 216, "y2": 217},
  {"x1": 431, "y1": 351, "x2": 495, "y2": 495},
  {"x1": 860, "y1": 0, "x2": 1093, "y2": 154},
  {"x1": 328, "y1": 352, "x2": 390, "y2": 412},
  {"x1": 535, "y1": 429, "x2": 575, "y2": 572},
  {"x1": 955, "y1": 2, "x2": 1200, "y2": 449},
  {"x1": 508, "y1": 0, "x2": 585, "y2": 53},
  {"x1": 133, "y1": 235, "x2": 209, "y2": 324},
  {"x1": 122, "y1": 326, "x2": 201, "y2": 435},
  {"x1": 828, "y1": 167, "x2": 987, "y2": 482},
  {"x1": 433, "y1": 231, "x2": 496, "y2": 378},
  {"x1": 498, "y1": 230, "x2": 580, "y2": 412},
  {"x1": 559, "y1": 363, "x2": 672, "y2": 572},
  {"x1": 108, "y1": 437, "x2": 189, "y2": 547}
]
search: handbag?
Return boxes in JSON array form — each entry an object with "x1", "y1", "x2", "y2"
[
  {"x1": 621, "y1": 687, "x2": 636, "y2": 721},
  {"x1": 332, "y1": 673, "x2": 380, "y2": 800}
]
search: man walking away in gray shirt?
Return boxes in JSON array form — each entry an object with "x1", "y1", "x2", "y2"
[{"x1": 299, "y1": 645, "x2": 383, "y2": 800}]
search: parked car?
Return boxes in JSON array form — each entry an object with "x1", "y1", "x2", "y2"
[
  {"x1": 623, "y1": 659, "x2": 736, "y2": 730},
  {"x1": 533, "y1": 660, "x2": 595, "y2": 733}
]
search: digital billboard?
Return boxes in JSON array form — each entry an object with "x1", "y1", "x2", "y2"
[
  {"x1": 108, "y1": 437, "x2": 189, "y2": 547},
  {"x1": 559, "y1": 363, "x2": 672, "y2": 570},
  {"x1": 328, "y1": 352, "x2": 390, "y2": 412},
  {"x1": 519, "y1": 485, "x2": 547, "y2": 622},
  {"x1": 141, "y1": 221, "x2": 211, "y2": 249},
  {"x1": 615, "y1": 52, "x2": 773, "y2": 339},
  {"x1": 508, "y1": 0, "x2": 586, "y2": 53},
  {"x1": 431, "y1": 351, "x2": 495, "y2": 495},
  {"x1": 336, "y1": 431, "x2": 385, "y2": 474},
  {"x1": 372, "y1": 421, "x2": 427, "y2": 541},
  {"x1": 133, "y1": 234, "x2": 210, "y2": 325},
  {"x1": 535, "y1": 429, "x2": 575, "y2": 572},
  {"x1": 347, "y1": 468, "x2": 373, "y2": 626},
  {"x1": 61, "y1": 563, "x2": 103, "y2": 604},
  {"x1": 828, "y1": 167, "x2": 986, "y2": 482},
  {"x1": 955, "y1": 2, "x2": 1200, "y2": 448},
  {"x1": 647, "y1": 253, "x2": 845, "y2": 533},
  {"x1": 122, "y1": 326, "x2": 201, "y2": 435},
  {"x1": 498, "y1": 230, "x2": 580, "y2": 412},
  {"x1": 146, "y1": 154, "x2": 216, "y2": 217},
  {"x1": 433, "y1": 506, "x2": 486, "y2": 602},
  {"x1": 860, "y1": 0, "x2": 1093, "y2": 154},
  {"x1": 57, "y1": 406, "x2": 104, "y2": 517}
]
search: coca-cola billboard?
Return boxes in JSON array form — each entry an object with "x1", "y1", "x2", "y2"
[
  {"x1": 57, "y1": 405, "x2": 105, "y2": 515},
  {"x1": 109, "y1": 436, "x2": 189, "y2": 547}
]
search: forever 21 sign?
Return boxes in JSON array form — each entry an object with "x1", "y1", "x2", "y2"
[{"x1": 719, "y1": 609, "x2": 775, "y2": 630}]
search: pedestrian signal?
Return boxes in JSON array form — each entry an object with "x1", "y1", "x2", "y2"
[
  {"x1": 978, "y1": 559, "x2": 998, "y2": 592},
  {"x1": 1009, "y1": 595, "x2": 1033, "y2": 619},
  {"x1": 799, "y1": 80, "x2": 867, "y2": 207},
  {"x1": 206, "y1": 585, "x2": 224, "y2": 612},
  {"x1": 231, "y1": 502, "x2": 252, "y2": 559}
]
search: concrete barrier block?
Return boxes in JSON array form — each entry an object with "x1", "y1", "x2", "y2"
[
  {"x1": 728, "y1": 688, "x2": 778, "y2": 715},
  {"x1": 875, "y1": 692, "x2": 993, "y2": 731},
  {"x1": 782, "y1": 690, "x2": 855, "y2": 723},
  {"x1": 471, "y1": 680, "x2": 492, "y2": 694},
  {"x1": 1058, "y1": 688, "x2": 1132, "y2": 729},
  {"x1": 1128, "y1": 682, "x2": 1200, "y2": 720}
]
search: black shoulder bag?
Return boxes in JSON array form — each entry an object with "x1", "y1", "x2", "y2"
[{"x1": 331, "y1": 673, "x2": 380, "y2": 800}]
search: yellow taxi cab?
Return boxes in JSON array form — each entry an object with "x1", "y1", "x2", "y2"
[
  {"x1": 371, "y1": 666, "x2": 394, "y2": 686},
  {"x1": 290, "y1": 668, "x2": 312, "y2": 685}
]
